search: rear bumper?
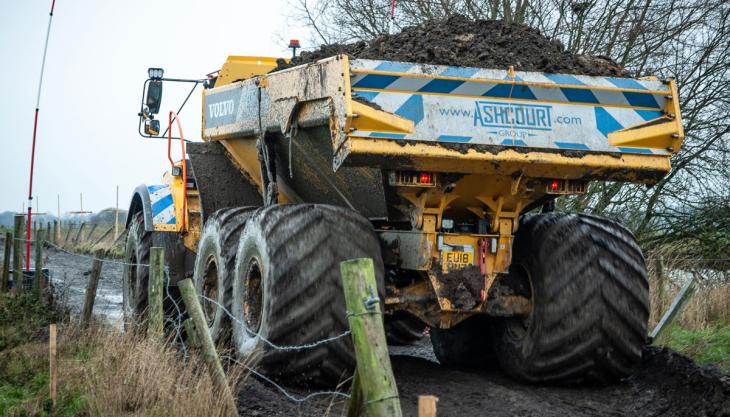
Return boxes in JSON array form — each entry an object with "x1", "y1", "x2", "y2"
[{"x1": 337, "y1": 137, "x2": 670, "y2": 184}]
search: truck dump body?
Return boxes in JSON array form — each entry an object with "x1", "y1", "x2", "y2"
[{"x1": 202, "y1": 56, "x2": 682, "y2": 189}]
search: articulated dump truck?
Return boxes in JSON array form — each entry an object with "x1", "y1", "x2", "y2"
[{"x1": 126, "y1": 55, "x2": 684, "y2": 385}]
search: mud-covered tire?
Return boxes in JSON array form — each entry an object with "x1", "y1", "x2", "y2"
[
  {"x1": 232, "y1": 204, "x2": 384, "y2": 386},
  {"x1": 122, "y1": 212, "x2": 152, "y2": 330},
  {"x1": 385, "y1": 316, "x2": 427, "y2": 346},
  {"x1": 430, "y1": 316, "x2": 498, "y2": 368},
  {"x1": 192, "y1": 207, "x2": 256, "y2": 344},
  {"x1": 493, "y1": 213, "x2": 650, "y2": 384}
]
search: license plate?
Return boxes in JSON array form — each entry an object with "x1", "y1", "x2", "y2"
[{"x1": 443, "y1": 251, "x2": 473, "y2": 270}]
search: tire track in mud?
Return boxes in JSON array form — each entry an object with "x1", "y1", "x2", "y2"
[{"x1": 6, "y1": 238, "x2": 726, "y2": 417}]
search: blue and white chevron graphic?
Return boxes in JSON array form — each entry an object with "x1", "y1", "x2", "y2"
[
  {"x1": 148, "y1": 185, "x2": 176, "y2": 226},
  {"x1": 349, "y1": 59, "x2": 670, "y2": 155}
]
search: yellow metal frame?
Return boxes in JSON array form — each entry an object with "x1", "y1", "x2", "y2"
[
  {"x1": 215, "y1": 56, "x2": 281, "y2": 87},
  {"x1": 608, "y1": 80, "x2": 685, "y2": 152},
  {"x1": 350, "y1": 101, "x2": 415, "y2": 134},
  {"x1": 342, "y1": 138, "x2": 672, "y2": 181},
  {"x1": 153, "y1": 162, "x2": 201, "y2": 251}
]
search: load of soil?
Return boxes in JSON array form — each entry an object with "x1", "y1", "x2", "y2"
[{"x1": 276, "y1": 14, "x2": 624, "y2": 76}]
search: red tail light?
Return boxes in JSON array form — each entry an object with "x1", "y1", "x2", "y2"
[{"x1": 550, "y1": 179, "x2": 561, "y2": 192}]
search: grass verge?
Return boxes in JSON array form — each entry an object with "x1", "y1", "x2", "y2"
[
  {"x1": 663, "y1": 323, "x2": 730, "y2": 373},
  {"x1": 0, "y1": 292, "x2": 242, "y2": 416}
]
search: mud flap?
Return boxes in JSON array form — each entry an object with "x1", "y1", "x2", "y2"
[{"x1": 187, "y1": 141, "x2": 263, "y2": 223}]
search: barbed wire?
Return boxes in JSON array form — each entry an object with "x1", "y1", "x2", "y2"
[
  {"x1": 164, "y1": 271, "x2": 188, "y2": 358},
  {"x1": 198, "y1": 294, "x2": 353, "y2": 351},
  {"x1": 1, "y1": 238, "x2": 360, "y2": 407},
  {"x1": 220, "y1": 354, "x2": 352, "y2": 403},
  {"x1": 6, "y1": 237, "x2": 150, "y2": 269}
]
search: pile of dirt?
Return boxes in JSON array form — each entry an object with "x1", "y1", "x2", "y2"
[
  {"x1": 631, "y1": 346, "x2": 730, "y2": 417},
  {"x1": 276, "y1": 15, "x2": 624, "y2": 76}
]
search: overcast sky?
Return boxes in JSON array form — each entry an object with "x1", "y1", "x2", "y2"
[{"x1": 0, "y1": 0, "x2": 306, "y2": 214}]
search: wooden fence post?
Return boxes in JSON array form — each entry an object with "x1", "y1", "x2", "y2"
[
  {"x1": 13, "y1": 215, "x2": 25, "y2": 291},
  {"x1": 148, "y1": 247, "x2": 164, "y2": 339},
  {"x1": 63, "y1": 224, "x2": 73, "y2": 245},
  {"x1": 345, "y1": 371, "x2": 363, "y2": 417},
  {"x1": 54, "y1": 220, "x2": 60, "y2": 245},
  {"x1": 91, "y1": 226, "x2": 114, "y2": 248},
  {"x1": 85, "y1": 223, "x2": 99, "y2": 246},
  {"x1": 34, "y1": 229, "x2": 44, "y2": 298},
  {"x1": 73, "y1": 222, "x2": 86, "y2": 245},
  {"x1": 49, "y1": 323, "x2": 57, "y2": 410},
  {"x1": 418, "y1": 396, "x2": 438, "y2": 417},
  {"x1": 1, "y1": 232, "x2": 12, "y2": 293},
  {"x1": 654, "y1": 257, "x2": 666, "y2": 316},
  {"x1": 81, "y1": 249, "x2": 104, "y2": 325},
  {"x1": 179, "y1": 278, "x2": 237, "y2": 416},
  {"x1": 650, "y1": 273, "x2": 698, "y2": 343},
  {"x1": 183, "y1": 318, "x2": 200, "y2": 350},
  {"x1": 341, "y1": 258, "x2": 402, "y2": 417}
]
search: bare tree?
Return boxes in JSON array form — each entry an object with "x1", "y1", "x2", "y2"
[
  {"x1": 289, "y1": 0, "x2": 531, "y2": 43},
  {"x1": 551, "y1": 0, "x2": 730, "y2": 250}
]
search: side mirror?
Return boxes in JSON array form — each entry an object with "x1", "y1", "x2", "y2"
[
  {"x1": 144, "y1": 119, "x2": 160, "y2": 136},
  {"x1": 146, "y1": 80, "x2": 163, "y2": 115}
]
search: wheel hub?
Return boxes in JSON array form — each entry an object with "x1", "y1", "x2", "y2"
[
  {"x1": 127, "y1": 253, "x2": 138, "y2": 309},
  {"x1": 202, "y1": 256, "x2": 219, "y2": 326},
  {"x1": 243, "y1": 258, "x2": 263, "y2": 336}
]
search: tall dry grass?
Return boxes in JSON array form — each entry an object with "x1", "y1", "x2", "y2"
[
  {"x1": 646, "y1": 247, "x2": 730, "y2": 330},
  {"x1": 56, "y1": 324, "x2": 243, "y2": 417}
]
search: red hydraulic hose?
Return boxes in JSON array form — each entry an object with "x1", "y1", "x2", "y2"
[{"x1": 26, "y1": 0, "x2": 57, "y2": 270}]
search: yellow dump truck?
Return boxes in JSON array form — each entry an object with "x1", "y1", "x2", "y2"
[{"x1": 126, "y1": 55, "x2": 683, "y2": 385}]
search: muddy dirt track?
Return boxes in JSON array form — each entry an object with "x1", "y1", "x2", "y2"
[
  {"x1": 4, "y1": 238, "x2": 728, "y2": 417},
  {"x1": 240, "y1": 340, "x2": 730, "y2": 417}
]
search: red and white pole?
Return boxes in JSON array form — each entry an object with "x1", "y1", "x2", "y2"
[{"x1": 26, "y1": 0, "x2": 57, "y2": 270}]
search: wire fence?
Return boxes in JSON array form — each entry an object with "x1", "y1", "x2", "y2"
[{"x1": 0, "y1": 235, "x2": 358, "y2": 408}]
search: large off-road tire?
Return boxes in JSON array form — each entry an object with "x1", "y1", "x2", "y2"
[
  {"x1": 232, "y1": 204, "x2": 384, "y2": 386},
  {"x1": 122, "y1": 212, "x2": 152, "y2": 330},
  {"x1": 430, "y1": 316, "x2": 498, "y2": 368},
  {"x1": 385, "y1": 315, "x2": 427, "y2": 346},
  {"x1": 493, "y1": 213, "x2": 650, "y2": 384},
  {"x1": 192, "y1": 207, "x2": 256, "y2": 344}
]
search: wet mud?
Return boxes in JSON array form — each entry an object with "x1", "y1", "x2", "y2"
[
  {"x1": 438, "y1": 265, "x2": 484, "y2": 309},
  {"x1": 240, "y1": 340, "x2": 730, "y2": 417},
  {"x1": 276, "y1": 15, "x2": 625, "y2": 77}
]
